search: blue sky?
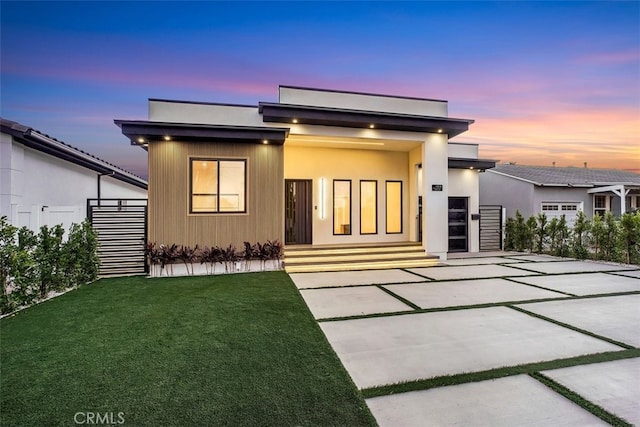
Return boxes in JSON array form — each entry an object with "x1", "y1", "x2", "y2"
[{"x1": 1, "y1": 1, "x2": 638, "y2": 177}]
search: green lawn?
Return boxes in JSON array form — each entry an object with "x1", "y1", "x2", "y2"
[{"x1": 0, "y1": 272, "x2": 376, "y2": 426}]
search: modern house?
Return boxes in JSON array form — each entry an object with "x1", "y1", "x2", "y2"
[
  {"x1": 479, "y1": 164, "x2": 640, "y2": 224},
  {"x1": 1, "y1": 118, "x2": 148, "y2": 234},
  {"x1": 115, "y1": 86, "x2": 495, "y2": 260}
]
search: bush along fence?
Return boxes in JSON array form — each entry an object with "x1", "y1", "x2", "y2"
[
  {"x1": 145, "y1": 240, "x2": 284, "y2": 277},
  {"x1": 504, "y1": 210, "x2": 640, "y2": 264},
  {"x1": 0, "y1": 216, "x2": 99, "y2": 315}
]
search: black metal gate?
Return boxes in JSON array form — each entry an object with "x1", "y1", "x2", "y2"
[
  {"x1": 479, "y1": 205, "x2": 503, "y2": 251},
  {"x1": 87, "y1": 198, "x2": 148, "y2": 276}
]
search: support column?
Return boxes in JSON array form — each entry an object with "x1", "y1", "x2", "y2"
[{"x1": 422, "y1": 133, "x2": 449, "y2": 260}]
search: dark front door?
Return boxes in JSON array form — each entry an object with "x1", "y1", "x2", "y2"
[
  {"x1": 285, "y1": 179, "x2": 313, "y2": 245},
  {"x1": 448, "y1": 197, "x2": 468, "y2": 252}
]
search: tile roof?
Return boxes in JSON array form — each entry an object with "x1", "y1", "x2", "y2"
[
  {"x1": 491, "y1": 164, "x2": 640, "y2": 186},
  {"x1": 1, "y1": 117, "x2": 147, "y2": 189}
]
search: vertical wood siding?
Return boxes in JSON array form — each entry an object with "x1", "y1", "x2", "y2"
[{"x1": 148, "y1": 141, "x2": 284, "y2": 248}]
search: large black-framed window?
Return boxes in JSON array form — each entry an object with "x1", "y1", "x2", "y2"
[
  {"x1": 190, "y1": 158, "x2": 247, "y2": 213},
  {"x1": 385, "y1": 180, "x2": 403, "y2": 234},
  {"x1": 360, "y1": 180, "x2": 378, "y2": 235},
  {"x1": 333, "y1": 180, "x2": 352, "y2": 235}
]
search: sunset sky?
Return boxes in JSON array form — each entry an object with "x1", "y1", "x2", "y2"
[{"x1": 1, "y1": 1, "x2": 638, "y2": 178}]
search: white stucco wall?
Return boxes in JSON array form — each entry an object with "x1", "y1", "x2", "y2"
[
  {"x1": 1, "y1": 134, "x2": 147, "y2": 235},
  {"x1": 284, "y1": 146, "x2": 410, "y2": 245},
  {"x1": 149, "y1": 100, "x2": 263, "y2": 126},
  {"x1": 448, "y1": 142, "x2": 479, "y2": 159},
  {"x1": 423, "y1": 133, "x2": 449, "y2": 259},
  {"x1": 279, "y1": 86, "x2": 449, "y2": 117}
]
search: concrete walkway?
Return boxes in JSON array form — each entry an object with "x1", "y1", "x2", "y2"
[{"x1": 289, "y1": 254, "x2": 640, "y2": 426}]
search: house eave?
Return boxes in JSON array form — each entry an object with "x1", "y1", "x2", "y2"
[
  {"x1": 114, "y1": 120, "x2": 290, "y2": 147},
  {"x1": 448, "y1": 158, "x2": 497, "y2": 171},
  {"x1": 258, "y1": 102, "x2": 474, "y2": 137}
]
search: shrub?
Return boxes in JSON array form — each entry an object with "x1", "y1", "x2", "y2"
[
  {"x1": 0, "y1": 217, "x2": 99, "y2": 315},
  {"x1": 504, "y1": 217, "x2": 516, "y2": 251},
  {"x1": 504, "y1": 210, "x2": 638, "y2": 265},
  {"x1": 572, "y1": 211, "x2": 591, "y2": 259},
  {"x1": 534, "y1": 213, "x2": 548, "y2": 254},
  {"x1": 619, "y1": 212, "x2": 640, "y2": 264}
]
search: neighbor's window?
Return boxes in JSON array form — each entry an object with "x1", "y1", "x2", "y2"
[
  {"x1": 191, "y1": 159, "x2": 246, "y2": 213},
  {"x1": 333, "y1": 180, "x2": 352, "y2": 235},
  {"x1": 360, "y1": 180, "x2": 377, "y2": 235},
  {"x1": 386, "y1": 181, "x2": 402, "y2": 234},
  {"x1": 594, "y1": 195, "x2": 608, "y2": 217}
]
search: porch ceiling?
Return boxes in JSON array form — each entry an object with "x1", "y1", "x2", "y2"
[{"x1": 285, "y1": 134, "x2": 422, "y2": 152}]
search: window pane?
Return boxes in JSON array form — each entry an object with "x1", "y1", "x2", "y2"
[
  {"x1": 192, "y1": 160, "x2": 218, "y2": 212},
  {"x1": 333, "y1": 180, "x2": 351, "y2": 235},
  {"x1": 386, "y1": 181, "x2": 402, "y2": 233},
  {"x1": 219, "y1": 161, "x2": 246, "y2": 212},
  {"x1": 360, "y1": 181, "x2": 377, "y2": 234}
]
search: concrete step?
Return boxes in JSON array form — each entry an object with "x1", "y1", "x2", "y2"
[
  {"x1": 284, "y1": 243, "x2": 438, "y2": 273},
  {"x1": 285, "y1": 258, "x2": 439, "y2": 273}
]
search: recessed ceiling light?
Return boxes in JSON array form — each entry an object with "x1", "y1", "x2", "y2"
[
  {"x1": 369, "y1": 124, "x2": 375, "y2": 129},
  {"x1": 437, "y1": 129, "x2": 443, "y2": 133},
  {"x1": 137, "y1": 137, "x2": 145, "y2": 143},
  {"x1": 262, "y1": 139, "x2": 269, "y2": 144},
  {"x1": 163, "y1": 135, "x2": 171, "y2": 141},
  {"x1": 292, "y1": 119, "x2": 298, "y2": 124}
]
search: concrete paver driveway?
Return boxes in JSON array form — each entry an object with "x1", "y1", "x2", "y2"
[{"x1": 290, "y1": 254, "x2": 640, "y2": 426}]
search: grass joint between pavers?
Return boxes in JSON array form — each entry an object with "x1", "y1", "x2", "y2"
[
  {"x1": 529, "y1": 372, "x2": 633, "y2": 427},
  {"x1": 361, "y1": 349, "x2": 640, "y2": 399},
  {"x1": 507, "y1": 304, "x2": 636, "y2": 350}
]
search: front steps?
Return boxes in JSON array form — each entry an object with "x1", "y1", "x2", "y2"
[{"x1": 284, "y1": 242, "x2": 440, "y2": 273}]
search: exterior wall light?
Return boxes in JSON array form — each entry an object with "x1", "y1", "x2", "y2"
[{"x1": 319, "y1": 178, "x2": 326, "y2": 219}]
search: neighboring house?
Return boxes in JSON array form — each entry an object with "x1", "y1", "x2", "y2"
[
  {"x1": 1, "y1": 118, "x2": 148, "y2": 234},
  {"x1": 115, "y1": 86, "x2": 495, "y2": 259},
  {"x1": 479, "y1": 164, "x2": 640, "y2": 224}
]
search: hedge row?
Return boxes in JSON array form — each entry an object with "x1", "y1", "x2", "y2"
[
  {"x1": 504, "y1": 210, "x2": 640, "y2": 264},
  {"x1": 0, "y1": 216, "x2": 99, "y2": 315}
]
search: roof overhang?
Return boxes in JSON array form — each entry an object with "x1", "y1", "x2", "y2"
[
  {"x1": 114, "y1": 120, "x2": 290, "y2": 148},
  {"x1": 448, "y1": 157, "x2": 497, "y2": 171},
  {"x1": 258, "y1": 102, "x2": 474, "y2": 138}
]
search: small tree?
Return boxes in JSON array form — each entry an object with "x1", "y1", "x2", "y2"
[
  {"x1": 590, "y1": 214, "x2": 605, "y2": 259},
  {"x1": 525, "y1": 216, "x2": 537, "y2": 252},
  {"x1": 547, "y1": 217, "x2": 559, "y2": 255},
  {"x1": 534, "y1": 213, "x2": 548, "y2": 254},
  {"x1": 572, "y1": 211, "x2": 591, "y2": 260},
  {"x1": 553, "y1": 215, "x2": 571, "y2": 257},
  {"x1": 33, "y1": 224, "x2": 65, "y2": 298},
  {"x1": 504, "y1": 217, "x2": 516, "y2": 251},
  {"x1": 513, "y1": 211, "x2": 528, "y2": 252},
  {"x1": 601, "y1": 212, "x2": 621, "y2": 262},
  {"x1": 619, "y1": 212, "x2": 640, "y2": 264}
]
